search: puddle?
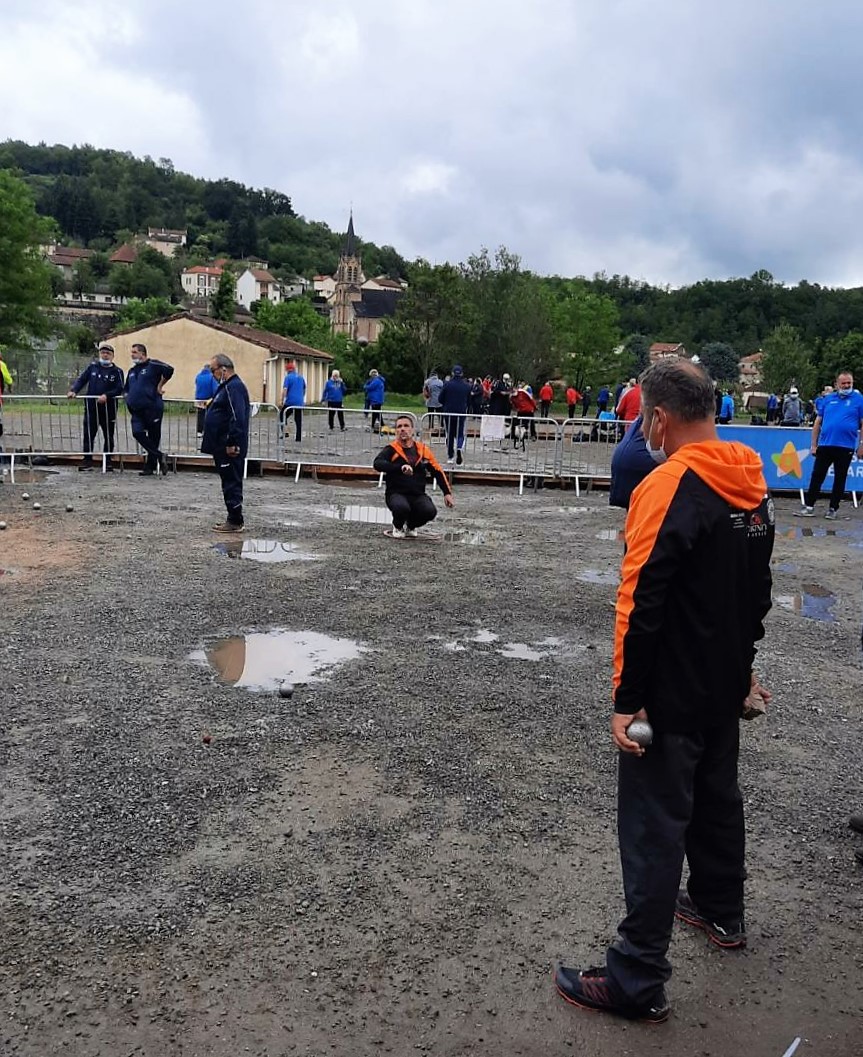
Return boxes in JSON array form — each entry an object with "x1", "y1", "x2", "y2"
[
  {"x1": 577, "y1": 568, "x2": 619, "y2": 586},
  {"x1": 443, "y1": 642, "x2": 468, "y2": 652},
  {"x1": 191, "y1": 629, "x2": 365, "y2": 691},
  {"x1": 778, "y1": 524, "x2": 862, "y2": 540},
  {"x1": 772, "y1": 561, "x2": 798, "y2": 573},
  {"x1": 212, "y1": 540, "x2": 320, "y2": 563},
  {"x1": 472, "y1": 628, "x2": 499, "y2": 644},
  {"x1": 595, "y1": 529, "x2": 626, "y2": 542},
  {"x1": 442, "y1": 529, "x2": 488, "y2": 545},
  {"x1": 497, "y1": 642, "x2": 548, "y2": 661},
  {"x1": 556, "y1": 506, "x2": 607, "y2": 515},
  {"x1": 98, "y1": 517, "x2": 137, "y2": 526},
  {"x1": 774, "y1": 584, "x2": 837, "y2": 623},
  {"x1": 2, "y1": 468, "x2": 61, "y2": 483},
  {"x1": 316, "y1": 504, "x2": 391, "y2": 525}
]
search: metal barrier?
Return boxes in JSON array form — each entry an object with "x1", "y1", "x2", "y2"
[
  {"x1": 279, "y1": 406, "x2": 419, "y2": 476},
  {"x1": 556, "y1": 417, "x2": 624, "y2": 493}
]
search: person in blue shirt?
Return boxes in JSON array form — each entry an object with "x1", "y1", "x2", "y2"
[
  {"x1": 439, "y1": 364, "x2": 471, "y2": 465},
  {"x1": 795, "y1": 371, "x2": 863, "y2": 519},
  {"x1": 194, "y1": 362, "x2": 220, "y2": 437},
  {"x1": 363, "y1": 369, "x2": 386, "y2": 432},
  {"x1": 719, "y1": 390, "x2": 735, "y2": 424},
  {"x1": 281, "y1": 362, "x2": 306, "y2": 442},
  {"x1": 201, "y1": 354, "x2": 251, "y2": 532},
  {"x1": 67, "y1": 342, "x2": 125, "y2": 471},
  {"x1": 596, "y1": 385, "x2": 610, "y2": 416},
  {"x1": 123, "y1": 343, "x2": 174, "y2": 476},
  {"x1": 766, "y1": 392, "x2": 779, "y2": 424},
  {"x1": 321, "y1": 369, "x2": 347, "y2": 431},
  {"x1": 609, "y1": 414, "x2": 656, "y2": 509}
]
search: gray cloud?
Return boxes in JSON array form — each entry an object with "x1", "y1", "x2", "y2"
[{"x1": 2, "y1": 0, "x2": 863, "y2": 286}]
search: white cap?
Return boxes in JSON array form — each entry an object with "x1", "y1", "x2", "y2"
[{"x1": 789, "y1": 387, "x2": 798, "y2": 395}]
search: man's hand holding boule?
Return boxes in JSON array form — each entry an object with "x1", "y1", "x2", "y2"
[{"x1": 612, "y1": 707, "x2": 649, "y2": 756}]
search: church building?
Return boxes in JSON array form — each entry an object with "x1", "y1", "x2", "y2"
[{"x1": 329, "y1": 214, "x2": 402, "y2": 343}]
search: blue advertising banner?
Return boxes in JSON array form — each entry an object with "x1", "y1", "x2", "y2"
[{"x1": 718, "y1": 424, "x2": 863, "y2": 493}]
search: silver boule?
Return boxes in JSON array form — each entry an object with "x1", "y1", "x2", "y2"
[
  {"x1": 21, "y1": 492, "x2": 30, "y2": 500},
  {"x1": 279, "y1": 682, "x2": 295, "y2": 699},
  {"x1": 32, "y1": 502, "x2": 42, "y2": 511},
  {"x1": 626, "y1": 719, "x2": 654, "y2": 746},
  {"x1": 0, "y1": 521, "x2": 6, "y2": 530},
  {"x1": 66, "y1": 504, "x2": 74, "y2": 512}
]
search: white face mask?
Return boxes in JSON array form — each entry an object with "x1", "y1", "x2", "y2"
[
  {"x1": 838, "y1": 385, "x2": 853, "y2": 397},
  {"x1": 644, "y1": 414, "x2": 668, "y2": 464}
]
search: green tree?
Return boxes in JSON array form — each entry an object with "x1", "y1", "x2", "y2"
[
  {"x1": 72, "y1": 258, "x2": 94, "y2": 297},
  {"x1": 211, "y1": 268, "x2": 237, "y2": 322},
  {"x1": 0, "y1": 169, "x2": 57, "y2": 356},
  {"x1": 816, "y1": 331, "x2": 863, "y2": 388},
  {"x1": 115, "y1": 296, "x2": 176, "y2": 329},
  {"x1": 624, "y1": 333, "x2": 652, "y2": 373},
  {"x1": 761, "y1": 323, "x2": 816, "y2": 397},
  {"x1": 698, "y1": 341, "x2": 739, "y2": 382},
  {"x1": 550, "y1": 280, "x2": 622, "y2": 390},
  {"x1": 254, "y1": 297, "x2": 335, "y2": 350}
]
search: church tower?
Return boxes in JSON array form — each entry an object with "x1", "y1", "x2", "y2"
[{"x1": 331, "y1": 212, "x2": 365, "y2": 336}]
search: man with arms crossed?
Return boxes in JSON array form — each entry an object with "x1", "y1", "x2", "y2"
[{"x1": 555, "y1": 359, "x2": 774, "y2": 1023}]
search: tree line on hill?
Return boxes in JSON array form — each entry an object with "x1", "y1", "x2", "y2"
[{"x1": 2, "y1": 141, "x2": 863, "y2": 400}]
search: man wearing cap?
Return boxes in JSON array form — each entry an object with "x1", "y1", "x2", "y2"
[
  {"x1": 780, "y1": 387, "x2": 803, "y2": 427},
  {"x1": 281, "y1": 361, "x2": 306, "y2": 443},
  {"x1": 123, "y1": 343, "x2": 174, "y2": 476},
  {"x1": 67, "y1": 343, "x2": 125, "y2": 471},
  {"x1": 373, "y1": 415, "x2": 454, "y2": 538},
  {"x1": 440, "y1": 364, "x2": 471, "y2": 465},
  {"x1": 201, "y1": 354, "x2": 251, "y2": 532}
]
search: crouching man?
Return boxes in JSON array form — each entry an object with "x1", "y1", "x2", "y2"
[
  {"x1": 373, "y1": 414, "x2": 454, "y2": 538},
  {"x1": 201, "y1": 354, "x2": 250, "y2": 533}
]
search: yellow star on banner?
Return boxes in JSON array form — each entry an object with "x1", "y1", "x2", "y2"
[{"x1": 771, "y1": 441, "x2": 805, "y2": 479}]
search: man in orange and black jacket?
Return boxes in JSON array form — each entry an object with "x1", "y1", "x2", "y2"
[
  {"x1": 556, "y1": 358, "x2": 774, "y2": 1024},
  {"x1": 372, "y1": 414, "x2": 454, "y2": 538}
]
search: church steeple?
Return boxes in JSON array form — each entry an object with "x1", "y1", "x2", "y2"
[
  {"x1": 343, "y1": 211, "x2": 357, "y2": 257},
  {"x1": 331, "y1": 210, "x2": 365, "y2": 336}
]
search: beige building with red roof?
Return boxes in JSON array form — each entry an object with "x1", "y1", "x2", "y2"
[
  {"x1": 181, "y1": 264, "x2": 223, "y2": 298},
  {"x1": 648, "y1": 341, "x2": 689, "y2": 363},
  {"x1": 236, "y1": 267, "x2": 283, "y2": 308},
  {"x1": 106, "y1": 313, "x2": 333, "y2": 404}
]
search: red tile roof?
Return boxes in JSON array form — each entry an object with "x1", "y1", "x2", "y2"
[
  {"x1": 251, "y1": 269, "x2": 277, "y2": 283},
  {"x1": 184, "y1": 265, "x2": 223, "y2": 276},
  {"x1": 649, "y1": 342, "x2": 685, "y2": 353},
  {"x1": 110, "y1": 243, "x2": 138, "y2": 264}
]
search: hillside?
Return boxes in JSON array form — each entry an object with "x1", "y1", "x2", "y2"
[{"x1": 0, "y1": 140, "x2": 407, "y2": 281}]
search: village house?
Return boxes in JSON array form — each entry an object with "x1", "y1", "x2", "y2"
[
  {"x1": 181, "y1": 264, "x2": 223, "y2": 299},
  {"x1": 236, "y1": 267, "x2": 283, "y2": 308},
  {"x1": 106, "y1": 312, "x2": 333, "y2": 404},
  {"x1": 146, "y1": 227, "x2": 188, "y2": 257},
  {"x1": 648, "y1": 341, "x2": 689, "y2": 363}
]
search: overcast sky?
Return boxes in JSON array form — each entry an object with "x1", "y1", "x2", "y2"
[{"x1": 2, "y1": 0, "x2": 862, "y2": 287}]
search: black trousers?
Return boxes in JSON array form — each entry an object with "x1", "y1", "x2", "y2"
[
  {"x1": 370, "y1": 403, "x2": 383, "y2": 431},
  {"x1": 510, "y1": 413, "x2": 537, "y2": 439},
  {"x1": 83, "y1": 401, "x2": 116, "y2": 456},
  {"x1": 327, "y1": 402, "x2": 345, "y2": 430},
  {"x1": 386, "y1": 492, "x2": 437, "y2": 530},
  {"x1": 540, "y1": 400, "x2": 551, "y2": 418},
  {"x1": 130, "y1": 409, "x2": 163, "y2": 470},
  {"x1": 196, "y1": 406, "x2": 207, "y2": 433},
  {"x1": 283, "y1": 407, "x2": 303, "y2": 441},
  {"x1": 605, "y1": 722, "x2": 745, "y2": 1008},
  {"x1": 804, "y1": 445, "x2": 854, "y2": 509},
  {"x1": 213, "y1": 452, "x2": 244, "y2": 524}
]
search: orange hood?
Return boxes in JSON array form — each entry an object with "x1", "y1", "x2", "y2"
[{"x1": 668, "y1": 440, "x2": 766, "y2": 509}]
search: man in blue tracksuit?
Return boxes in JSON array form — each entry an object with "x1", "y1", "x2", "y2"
[
  {"x1": 795, "y1": 370, "x2": 863, "y2": 519},
  {"x1": 67, "y1": 341, "x2": 125, "y2": 471},
  {"x1": 123, "y1": 343, "x2": 174, "y2": 476},
  {"x1": 281, "y1": 361, "x2": 306, "y2": 442},
  {"x1": 363, "y1": 369, "x2": 386, "y2": 432},
  {"x1": 194, "y1": 362, "x2": 220, "y2": 437},
  {"x1": 201, "y1": 354, "x2": 251, "y2": 532},
  {"x1": 439, "y1": 364, "x2": 471, "y2": 465}
]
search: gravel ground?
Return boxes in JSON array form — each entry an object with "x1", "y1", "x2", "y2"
[{"x1": 1, "y1": 466, "x2": 862, "y2": 1057}]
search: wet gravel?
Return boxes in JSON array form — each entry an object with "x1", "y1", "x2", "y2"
[{"x1": 1, "y1": 466, "x2": 862, "y2": 1056}]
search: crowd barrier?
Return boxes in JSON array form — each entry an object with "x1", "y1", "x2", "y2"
[{"x1": 2, "y1": 396, "x2": 838, "y2": 495}]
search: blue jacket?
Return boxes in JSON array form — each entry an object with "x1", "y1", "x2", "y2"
[
  {"x1": 322, "y1": 378, "x2": 347, "y2": 403},
  {"x1": 609, "y1": 415, "x2": 656, "y2": 509},
  {"x1": 720, "y1": 394, "x2": 735, "y2": 419},
  {"x1": 364, "y1": 375, "x2": 385, "y2": 404},
  {"x1": 124, "y1": 359, "x2": 174, "y2": 413},
  {"x1": 282, "y1": 370, "x2": 306, "y2": 407},
  {"x1": 440, "y1": 376, "x2": 471, "y2": 414},
  {"x1": 195, "y1": 367, "x2": 220, "y2": 401},
  {"x1": 72, "y1": 361, "x2": 125, "y2": 401},
  {"x1": 201, "y1": 374, "x2": 251, "y2": 457}
]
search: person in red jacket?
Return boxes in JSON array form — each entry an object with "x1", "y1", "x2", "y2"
[
  {"x1": 510, "y1": 385, "x2": 538, "y2": 440},
  {"x1": 566, "y1": 385, "x2": 581, "y2": 419},
  {"x1": 616, "y1": 380, "x2": 641, "y2": 423},
  {"x1": 539, "y1": 381, "x2": 554, "y2": 418}
]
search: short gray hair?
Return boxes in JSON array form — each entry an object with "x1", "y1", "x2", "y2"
[
  {"x1": 640, "y1": 359, "x2": 715, "y2": 423},
  {"x1": 212, "y1": 353, "x2": 234, "y2": 369}
]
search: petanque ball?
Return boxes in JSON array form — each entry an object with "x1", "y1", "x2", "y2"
[
  {"x1": 66, "y1": 504, "x2": 74, "y2": 513},
  {"x1": 0, "y1": 521, "x2": 6, "y2": 530},
  {"x1": 32, "y1": 502, "x2": 41, "y2": 511},
  {"x1": 626, "y1": 719, "x2": 654, "y2": 746},
  {"x1": 279, "y1": 682, "x2": 295, "y2": 699},
  {"x1": 21, "y1": 493, "x2": 30, "y2": 500}
]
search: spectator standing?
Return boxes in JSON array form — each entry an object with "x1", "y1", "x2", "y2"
[
  {"x1": 781, "y1": 387, "x2": 803, "y2": 427},
  {"x1": 440, "y1": 364, "x2": 471, "y2": 465},
  {"x1": 597, "y1": 385, "x2": 611, "y2": 416},
  {"x1": 423, "y1": 369, "x2": 444, "y2": 427},
  {"x1": 123, "y1": 343, "x2": 174, "y2": 476},
  {"x1": 67, "y1": 342, "x2": 125, "y2": 471},
  {"x1": 194, "y1": 361, "x2": 219, "y2": 437},
  {"x1": 795, "y1": 370, "x2": 863, "y2": 520},
  {"x1": 281, "y1": 361, "x2": 306, "y2": 442},
  {"x1": 201, "y1": 354, "x2": 251, "y2": 533},
  {"x1": 609, "y1": 413, "x2": 656, "y2": 509},
  {"x1": 511, "y1": 384, "x2": 538, "y2": 440},
  {"x1": 616, "y1": 380, "x2": 641, "y2": 424},
  {"x1": 321, "y1": 369, "x2": 347, "y2": 431},
  {"x1": 489, "y1": 374, "x2": 513, "y2": 417},
  {"x1": 364, "y1": 369, "x2": 386, "y2": 432},
  {"x1": 566, "y1": 384, "x2": 581, "y2": 419},
  {"x1": 539, "y1": 381, "x2": 554, "y2": 418},
  {"x1": 468, "y1": 377, "x2": 484, "y2": 415},
  {"x1": 581, "y1": 386, "x2": 593, "y2": 416},
  {"x1": 0, "y1": 351, "x2": 11, "y2": 439},
  {"x1": 766, "y1": 392, "x2": 779, "y2": 424},
  {"x1": 719, "y1": 390, "x2": 735, "y2": 425},
  {"x1": 555, "y1": 358, "x2": 774, "y2": 1023}
]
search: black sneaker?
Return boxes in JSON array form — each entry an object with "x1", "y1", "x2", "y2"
[
  {"x1": 78, "y1": 460, "x2": 94, "y2": 472},
  {"x1": 139, "y1": 468, "x2": 155, "y2": 476},
  {"x1": 554, "y1": 965, "x2": 669, "y2": 1024},
  {"x1": 456, "y1": 449, "x2": 464, "y2": 466},
  {"x1": 675, "y1": 891, "x2": 746, "y2": 949}
]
